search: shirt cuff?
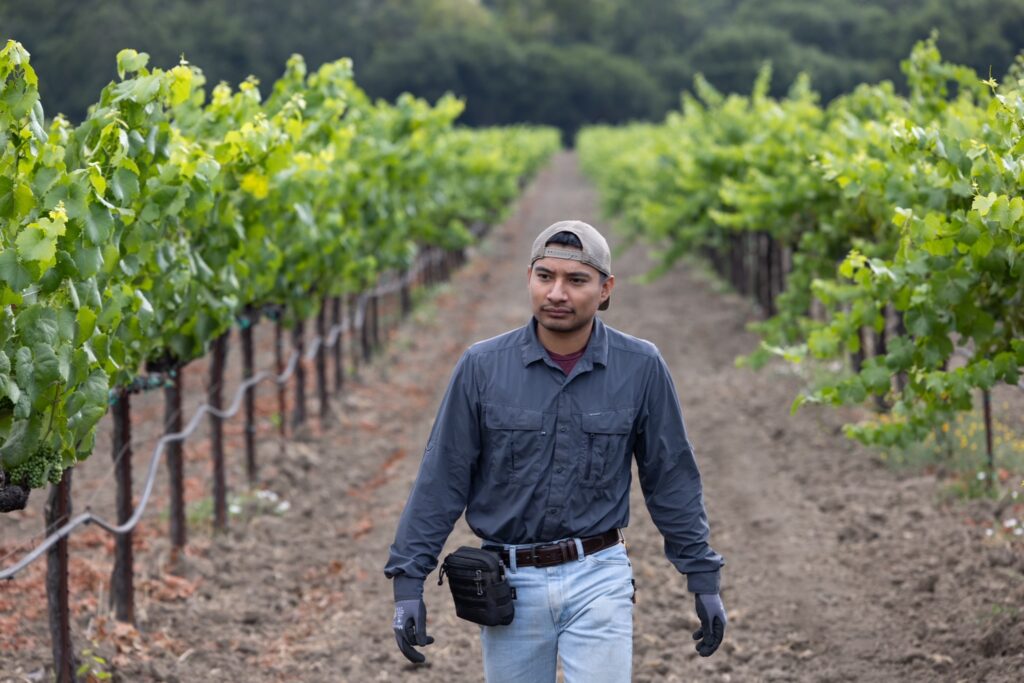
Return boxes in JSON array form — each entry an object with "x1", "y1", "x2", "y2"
[
  {"x1": 392, "y1": 575, "x2": 426, "y2": 601},
  {"x1": 686, "y1": 570, "x2": 721, "y2": 594}
]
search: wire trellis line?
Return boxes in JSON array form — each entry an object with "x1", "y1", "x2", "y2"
[{"x1": 0, "y1": 247, "x2": 446, "y2": 580}]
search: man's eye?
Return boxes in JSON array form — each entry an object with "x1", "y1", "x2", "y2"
[{"x1": 571, "y1": 279, "x2": 586, "y2": 285}]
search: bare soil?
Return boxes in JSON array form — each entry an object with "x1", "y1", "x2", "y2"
[{"x1": 2, "y1": 152, "x2": 1022, "y2": 682}]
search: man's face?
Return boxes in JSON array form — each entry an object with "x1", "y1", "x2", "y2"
[{"x1": 528, "y1": 250, "x2": 613, "y2": 335}]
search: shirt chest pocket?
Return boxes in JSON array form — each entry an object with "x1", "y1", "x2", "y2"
[
  {"x1": 580, "y1": 409, "x2": 634, "y2": 488},
  {"x1": 483, "y1": 405, "x2": 545, "y2": 485}
]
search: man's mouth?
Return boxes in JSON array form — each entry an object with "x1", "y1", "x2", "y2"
[{"x1": 543, "y1": 308, "x2": 573, "y2": 316}]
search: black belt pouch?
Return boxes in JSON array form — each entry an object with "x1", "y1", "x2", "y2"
[{"x1": 438, "y1": 547, "x2": 515, "y2": 626}]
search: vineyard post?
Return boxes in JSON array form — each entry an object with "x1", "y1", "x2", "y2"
[
  {"x1": 738, "y1": 234, "x2": 746, "y2": 296},
  {"x1": 763, "y1": 233, "x2": 775, "y2": 316},
  {"x1": 316, "y1": 298, "x2": 330, "y2": 427},
  {"x1": 874, "y1": 314, "x2": 889, "y2": 411},
  {"x1": 752, "y1": 233, "x2": 762, "y2": 309},
  {"x1": 755, "y1": 232, "x2": 768, "y2": 313},
  {"x1": 331, "y1": 297, "x2": 344, "y2": 395},
  {"x1": 851, "y1": 326, "x2": 867, "y2": 375},
  {"x1": 893, "y1": 311, "x2": 908, "y2": 392},
  {"x1": 772, "y1": 238, "x2": 786, "y2": 306},
  {"x1": 361, "y1": 293, "x2": 372, "y2": 363},
  {"x1": 730, "y1": 234, "x2": 742, "y2": 293},
  {"x1": 165, "y1": 369, "x2": 187, "y2": 574},
  {"x1": 110, "y1": 390, "x2": 135, "y2": 624},
  {"x1": 209, "y1": 332, "x2": 229, "y2": 531},
  {"x1": 982, "y1": 389, "x2": 995, "y2": 490},
  {"x1": 348, "y1": 293, "x2": 360, "y2": 375},
  {"x1": 400, "y1": 269, "x2": 412, "y2": 318},
  {"x1": 292, "y1": 319, "x2": 307, "y2": 429},
  {"x1": 750, "y1": 233, "x2": 759, "y2": 299},
  {"x1": 241, "y1": 309, "x2": 258, "y2": 485},
  {"x1": 45, "y1": 470, "x2": 76, "y2": 682},
  {"x1": 731, "y1": 235, "x2": 740, "y2": 294},
  {"x1": 371, "y1": 292, "x2": 381, "y2": 352},
  {"x1": 274, "y1": 315, "x2": 287, "y2": 455}
]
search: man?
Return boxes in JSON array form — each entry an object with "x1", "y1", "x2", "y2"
[{"x1": 385, "y1": 220, "x2": 726, "y2": 682}]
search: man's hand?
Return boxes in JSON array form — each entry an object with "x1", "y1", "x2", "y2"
[
  {"x1": 393, "y1": 598, "x2": 435, "y2": 664},
  {"x1": 692, "y1": 593, "x2": 727, "y2": 657}
]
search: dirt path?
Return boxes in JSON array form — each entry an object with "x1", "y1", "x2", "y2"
[{"x1": 4, "y1": 152, "x2": 1022, "y2": 682}]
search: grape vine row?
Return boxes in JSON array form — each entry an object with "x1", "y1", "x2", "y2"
[{"x1": 578, "y1": 35, "x2": 1024, "y2": 449}]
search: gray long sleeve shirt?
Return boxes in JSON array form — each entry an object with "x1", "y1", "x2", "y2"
[{"x1": 385, "y1": 317, "x2": 724, "y2": 598}]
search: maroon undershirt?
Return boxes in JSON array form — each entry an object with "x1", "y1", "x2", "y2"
[{"x1": 545, "y1": 343, "x2": 587, "y2": 375}]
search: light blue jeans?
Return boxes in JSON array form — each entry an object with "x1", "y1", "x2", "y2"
[{"x1": 479, "y1": 541, "x2": 634, "y2": 683}]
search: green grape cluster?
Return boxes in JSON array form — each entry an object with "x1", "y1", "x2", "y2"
[{"x1": 4, "y1": 445, "x2": 64, "y2": 490}]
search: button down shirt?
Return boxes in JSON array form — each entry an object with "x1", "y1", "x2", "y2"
[{"x1": 385, "y1": 317, "x2": 724, "y2": 596}]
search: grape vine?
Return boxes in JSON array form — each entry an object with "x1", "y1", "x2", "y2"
[
  {"x1": 578, "y1": 35, "x2": 1024, "y2": 449},
  {"x1": 0, "y1": 39, "x2": 560, "y2": 497}
]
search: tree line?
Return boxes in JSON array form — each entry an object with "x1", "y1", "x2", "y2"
[{"x1": 3, "y1": 0, "x2": 1024, "y2": 140}]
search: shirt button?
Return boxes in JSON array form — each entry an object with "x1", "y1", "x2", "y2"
[
  {"x1": 559, "y1": 426, "x2": 566, "y2": 432},
  {"x1": 541, "y1": 431, "x2": 547, "y2": 435},
  {"x1": 556, "y1": 466, "x2": 564, "y2": 473}
]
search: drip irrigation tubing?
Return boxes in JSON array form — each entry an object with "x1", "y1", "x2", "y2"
[{"x1": 0, "y1": 250, "x2": 444, "y2": 581}]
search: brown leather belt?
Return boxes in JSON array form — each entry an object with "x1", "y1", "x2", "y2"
[{"x1": 489, "y1": 529, "x2": 622, "y2": 568}]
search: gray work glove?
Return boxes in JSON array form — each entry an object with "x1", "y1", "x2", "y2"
[
  {"x1": 693, "y1": 593, "x2": 727, "y2": 657},
  {"x1": 393, "y1": 598, "x2": 434, "y2": 664}
]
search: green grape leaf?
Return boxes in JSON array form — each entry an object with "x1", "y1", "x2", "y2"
[
  {"x1": 75, "y1": 306, "x2": 97, "y2": 345},
  {"x1": 0, "y1": 416, "x2": 43, "y2": 468},
  {"x1": 116, "y1": 49, "x2": 149, "y2": 79},
  {"x1": 972, "y1": 192, "x2": 997, "y2": 216},
  {"x1": 15, "y1": 306, "x2": 59, "y2": 346},
  {"x1": 14, "y1": 225, "x2": 58, "y2": 265},
  {"x1": 0, "y1": 250, "x2": 32, "y2": 290},
  {"x1": 0, "y1": 372, "x2": 19, "y2": 405},
  {"x1": 73, "y1": 245, "x2": 103, "y2": 278},
  {"x1": 66, "y1": 370, "x2": 109, "y2": 443},
  {"x1": 860, "y1": 361, "x2": 892, "y2": 394},
  {"x1": 110, "y1": 168, "x2": 140, "y2": 204},
  {"x1": 84, "y1": 203, "x2": 113, "y2": 244}
]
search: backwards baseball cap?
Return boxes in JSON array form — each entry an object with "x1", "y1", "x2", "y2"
[{"x1": 530, "y1": 220, "x2": 612, "y2": 310}]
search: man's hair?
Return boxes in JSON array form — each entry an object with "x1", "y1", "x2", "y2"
[
  {"x1": 545, "y1": 231, "x2": 583, "y2": 250},
  {"x1": 544, "y1": 231, "x2": 608, "y2": 284}
]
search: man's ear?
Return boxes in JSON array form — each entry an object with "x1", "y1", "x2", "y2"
[
  {"x1": 527, "y1": 265, "x2": 533, "y2": 283},
  {"x1": 601, "y1": 274, "x2": 615, "y2": 302}
]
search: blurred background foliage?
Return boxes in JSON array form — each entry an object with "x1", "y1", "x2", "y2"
[{"x1": 3, "y1": 0, "x2": 1024, "y2": 141}]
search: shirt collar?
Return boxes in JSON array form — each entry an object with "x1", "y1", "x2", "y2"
[{"x1": 521, "y1": 316, "x2": 609, "y2": 368}]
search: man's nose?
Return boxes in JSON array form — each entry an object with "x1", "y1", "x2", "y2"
[{"x1": 547, "y1": 279, "x2": 567, "y2": 301}]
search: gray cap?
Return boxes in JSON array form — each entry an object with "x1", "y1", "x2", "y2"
[{"x1": 530, "y1": 220, "x2": 612, "y2": 310}]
